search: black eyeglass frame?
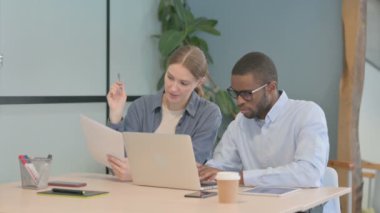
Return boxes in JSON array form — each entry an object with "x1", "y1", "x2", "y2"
[{"x1": 227, "y1": 83, "x2": 269, "y2": 101}]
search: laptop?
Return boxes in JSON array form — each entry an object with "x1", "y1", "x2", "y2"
[{"x1": 123, "y1": 132, "x2": 216, "y2": 191}]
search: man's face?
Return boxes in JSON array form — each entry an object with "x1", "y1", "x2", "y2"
[{"x1": 230, "y1": 73, "x2": 270, "y2": 119}]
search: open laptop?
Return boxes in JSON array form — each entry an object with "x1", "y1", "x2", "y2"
[
  {"x1": 123, "y1": 132, "x2": 216, "y2": 191},
  {"x1": 80, "y1": 115, "x2": 215, "y2": 191}
]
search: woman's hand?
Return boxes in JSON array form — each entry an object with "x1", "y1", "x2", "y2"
[
  {"x1": 106, "y1": 82, "x2": 127, "y2": 124},
  {"x1": 107, "y1": 154, "x2": 132, "y2": 181}
]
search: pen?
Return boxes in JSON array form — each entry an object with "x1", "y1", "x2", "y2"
[
  {"x1": 23, "y1": 155, "x2": 40, "y2": 180},
  {"x1": 116, "y1": 73, "x2": 122, "y2": 95},
  {"x1": 202, "y1": 159, "x2": 208, "y2": 165},
  {"x1": 52, "y1": 188, "x2": 86, "y2": 195},
  {"x1": 18, "y1": 155, "x2": 39, "y2": 184}
]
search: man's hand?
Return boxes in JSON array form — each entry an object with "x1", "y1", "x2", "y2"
[{"x1": 198, "y1": 164, "x2": 221, "y2": 181}]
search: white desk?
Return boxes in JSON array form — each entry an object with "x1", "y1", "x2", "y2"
[{"x1": 0, "y1": 173, "x2": 350, "y2": 213}]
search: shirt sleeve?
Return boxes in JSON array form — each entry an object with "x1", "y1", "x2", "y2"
[
  {"x1": 206, "y1": 120, "x2": 243, "y2": 172},
  {"x1": 243, "y1": 103, "x2": 329, "y2": 188},
  {"x1": 107, "y1": 100, "x2": 142, "y2": 132},
  {"x1": 191, "y1": 103, "x2": 222, "y2": 164}
]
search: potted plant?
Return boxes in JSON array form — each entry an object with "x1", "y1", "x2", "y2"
[{"x1": 155, "y1": 0, "x2": 238, "y2": 141}]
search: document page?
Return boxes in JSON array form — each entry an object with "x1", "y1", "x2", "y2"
[{"x1": 80, "y1": 115, "x2": 125, "y2": 168}]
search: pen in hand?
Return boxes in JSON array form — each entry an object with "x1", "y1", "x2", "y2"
[
  {"x1": 116, "y1": 73, "x2": 123, "y2": 95},
  {"x1": 202, "y1": 159, "x2": 208, "y2": 165}
]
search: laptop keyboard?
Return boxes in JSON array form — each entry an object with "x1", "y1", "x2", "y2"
[{"x1": 200, "y1": 181, "x2": 217, "y2": 189}]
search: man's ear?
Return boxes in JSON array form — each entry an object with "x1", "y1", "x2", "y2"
[{"x1": 267, "y1": 81, "x2": 277, "y2": 92}]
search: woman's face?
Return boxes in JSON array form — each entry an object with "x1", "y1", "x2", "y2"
[{"x1": 164, "y1": 64, "x2": 200, "y2": 109}]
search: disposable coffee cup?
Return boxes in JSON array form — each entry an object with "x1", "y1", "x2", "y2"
[{"x1": 215, "y1": 171, "x2": 240, "y2": 203}]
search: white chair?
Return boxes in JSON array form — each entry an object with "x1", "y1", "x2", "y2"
[
  {"x1": 328, "y1": 160, "x2": 354, "y2": 213},
  {"x1": 372, "y1": 170, "x2": 380, "y2": 213},
  {"x1": 322, "y1": 167, "x2": 341, "y2": 213},
  {"x1": 361, "y1": 160, "x2": 380, "y2": 212}
]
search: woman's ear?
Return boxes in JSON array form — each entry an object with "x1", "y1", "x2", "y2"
[{"x1": 197, "y1": 76, "x2": 207, "y2": 87}]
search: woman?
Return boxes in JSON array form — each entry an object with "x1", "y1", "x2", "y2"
[{"x1": 106, "y1": 45, "x2": 222, "y2": 181}]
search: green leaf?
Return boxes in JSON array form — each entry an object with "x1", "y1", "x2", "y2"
[
  {"x1": 188, "y1": 37, "x2": 213, "y2": 64},
  {"x1": 173, "y1": 0, "x2": 193, "y2": 27},
  {"x1": 159, "y1": 30, "x2": 185, "y2": 57},
  {"x1": 161, "y1": 9, "x2": 180, "y2": 31},
  {"x1": 158, "y1": 0, "x2": 168, "y2": 21},
  {"x1": 196, "y1": 18, "x2": 221, "y2": 36},
  {"x1": 186, "y1": 17, "x2": 203, "y2": 35},
  {"x1": 215, "y1": 91, "x2": 238, "y2": 116},
  {"x1": 171, "y1": 14, "x2": 184, "y2": 31},
  {"x1": 158, "y1": 2, "x2": 174, "y2": 25},
  {"x1": 152, "y1": 34, "x2": 160, "y2": 39}
]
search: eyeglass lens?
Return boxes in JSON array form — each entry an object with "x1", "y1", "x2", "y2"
[{"x1": 227, "y1": 83, "x2": 267, "y2": 101}]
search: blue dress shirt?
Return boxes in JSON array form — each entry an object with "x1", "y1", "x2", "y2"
[{"x1": 207, "y1": 91, "x2": 329, "y2": 188}]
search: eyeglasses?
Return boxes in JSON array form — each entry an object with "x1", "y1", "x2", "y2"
[{"x1": 227, "y1": 83, "x2": 268, "y2": 101}]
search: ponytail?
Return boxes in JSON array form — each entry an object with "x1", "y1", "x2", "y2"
[{"x1": 194, "y1": 86, "x2": 204, "y2": 97}]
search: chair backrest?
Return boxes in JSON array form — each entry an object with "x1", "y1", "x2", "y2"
[
  {"x1": 373, "y1": 170, "x2": 380, "y2": 213},
  {"x1": 322, "y1": 167, "x2": 341, "y2": 213}
]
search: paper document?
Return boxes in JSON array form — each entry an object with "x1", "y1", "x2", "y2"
[{"x1": 80, "y1": 115, "x2": 125, "y2": 168}]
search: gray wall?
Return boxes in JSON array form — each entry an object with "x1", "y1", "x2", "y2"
[
  {"x1": 189, "y1": 0, "x2": 343, "y2": 159},
  {"x1": 0, "y1": 0, "x2": 106, "y2": 96},
  {"x1": 0, "y1": 0, "x2": 160, "y2": 183}
]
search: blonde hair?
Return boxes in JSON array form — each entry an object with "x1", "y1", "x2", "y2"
[{"x1": 167, "y1": 45, "x2": 208, "y2": 96}]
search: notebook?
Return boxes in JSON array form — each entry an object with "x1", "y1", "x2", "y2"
[
  {"x1": 38, "y1": 188, "x2": 109, "y2": 198},
  {"x1": 80, "y1": 115, "x2": 125, "y2": 168},
  {"x1": 123, "y1": 132, "x2": 216, "y2": 191}
]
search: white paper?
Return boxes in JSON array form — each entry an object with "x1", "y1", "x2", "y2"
[{"x1": 80, "y1": 115, "x2": 125, "y2": 168}]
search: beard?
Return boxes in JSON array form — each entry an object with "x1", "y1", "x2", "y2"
[{"x1": 241, "y1": 92, "x2": 271, "y2": 119}]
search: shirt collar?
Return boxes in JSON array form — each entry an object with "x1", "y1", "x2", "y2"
[
  {"x1": 152, "y1": 90, "x2": 199, "y2": 117},
  {"x1": 184, "y1": 91, "x2": 199, "y2": 117},
  {"x1": 152, "y1": 90, "x2": 164, "y2": 112},
  {"x1": 266, "y1": 90, "x2": 288, "y2": 122}
]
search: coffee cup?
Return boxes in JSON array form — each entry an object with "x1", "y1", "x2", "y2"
[{"x1": 215, "y1": 171, "x2": 240, "y2": 203}]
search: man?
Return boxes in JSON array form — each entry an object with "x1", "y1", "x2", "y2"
[{"x1": 199, "y1": 52, "x2": 329, "y2": 188}]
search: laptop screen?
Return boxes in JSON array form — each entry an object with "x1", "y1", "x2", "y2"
[{"x1": 123, "y1": 132, "x2": 209, "y2": 190}]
